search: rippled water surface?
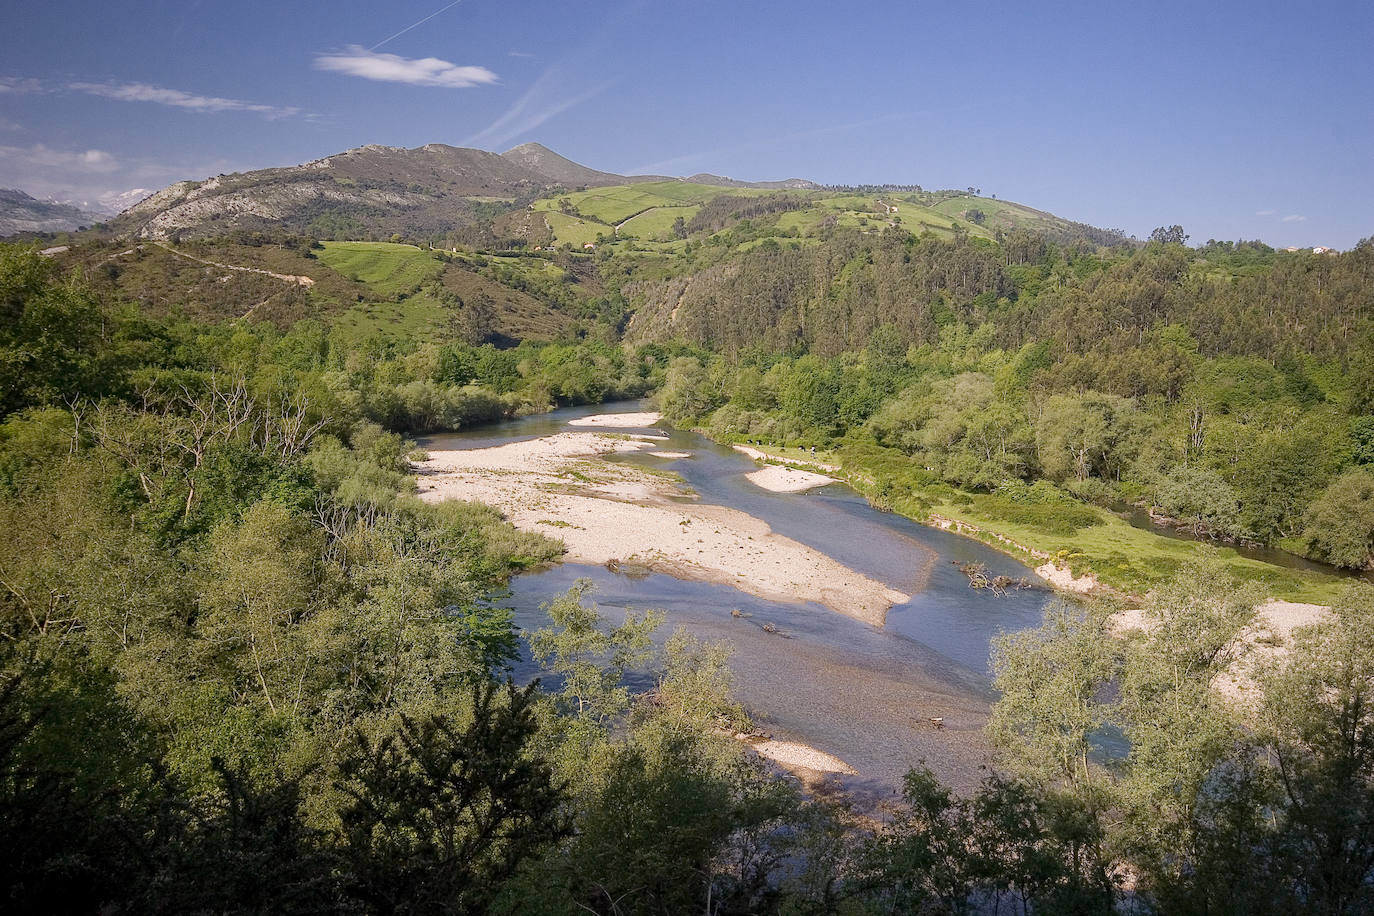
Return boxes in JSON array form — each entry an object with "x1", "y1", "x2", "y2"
[{"x1": 424, "y1": 402, "x2": 1053, "y2": 790}]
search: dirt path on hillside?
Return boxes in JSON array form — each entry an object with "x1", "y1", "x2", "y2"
[{"x1": 151, "y1": 242, "x2": 316, "y2": 287}]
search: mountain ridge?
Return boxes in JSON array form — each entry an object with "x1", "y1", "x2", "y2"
[
  {"x1": 30, "y1": 141, "x2": 1121, "y2": 249},
  {"x1": 0, "y1": 189, "x2": 105, "y2": 236},
  {"x1": 96, "y1": 142, "x2": 824, "y2": 241}
]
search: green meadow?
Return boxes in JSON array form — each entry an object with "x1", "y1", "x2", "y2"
[{"x1": 315, "y1": 241, "x2": 447, "y2": 297}]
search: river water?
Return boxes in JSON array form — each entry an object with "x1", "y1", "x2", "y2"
[{"x1": 422, "y1": 402, "x2": 1053, "y2": 792}]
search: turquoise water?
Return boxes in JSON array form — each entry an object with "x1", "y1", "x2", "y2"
[{"x1": 423, "y1": 403, "x2": 1053, "y2": 789}]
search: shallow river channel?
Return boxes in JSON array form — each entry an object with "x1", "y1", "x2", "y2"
[{"x1": 422, "y1": 402, "x2": 1053, "y2": 794}]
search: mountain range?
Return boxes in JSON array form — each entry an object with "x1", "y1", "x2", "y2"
[
  {"x1": 4, "y1": 141, "x2": 1122, "y2": 249},
  {"x1": 53, "y1": 142, "x2": 813, "y2": 241},
  {"x1": 0, "y1": 189, "x2": 106, "y2": 236}
]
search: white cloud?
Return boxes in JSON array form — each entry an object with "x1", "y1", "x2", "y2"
[
  {"x1": 507, "y1": 50, "x2": 535, "y2": 58},
  {"x1": 1282, "y1": 214, "x2": 1307, "y2": 223},
  {"x1": 0, "y1": 77, "x2": 42, "y2": 94},
  {"x1": 314, "y1": 46, "x2": 497, "y2": 88},
  {"x1": 0, "y1": 143, "x2": 120, "y2": 173},
  {"x1": 1256, "y1": 209, "x2": 1275, "y2": 217},
  {"x1": 68, "y1": 81, "x2": 300, "y2": 118}
]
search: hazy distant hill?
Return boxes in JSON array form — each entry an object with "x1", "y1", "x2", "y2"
[
  {"x1": 0, "y1": 189, "x2": 103, "y2": 236},
  {"x1": 686, "y1": 173, "x2": 818, "y2": 190},
  {"x1": 500, "y1": 142, "x2": 650, "y2": 188}
]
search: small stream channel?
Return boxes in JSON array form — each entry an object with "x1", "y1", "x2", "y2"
[
  {"x1": 421, "y1": 402, "x2": 1054, "y2": 792},
  {"x1": 1116, "y1": 505, "x2": 1374, "y2": 584}
]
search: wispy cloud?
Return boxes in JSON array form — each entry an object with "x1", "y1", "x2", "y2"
[
  {"x1": 507, "y1": 50, "x2": 535, "y2": 58},
  {"x1": 1256, "y1": 209, "x2": 1275, "y2": 217},
  {"x1": 69, "y1": 81, "x2": 301, "y2": 118},
  {"x1": 464, "y1": 67, "x2": 611, "y2": 149},
  {"x1": 0, "y1": 77, "x2": 42, "y2": 94},
  {"x1": 1282, "y1": 214, "x2": 1307, "y2": 223},
  {"x1": 0, "y1": 143, "x2": 120, "y2": 173},
  {"x1": 314, "y1": 45, "x2": 497, "y2": 88}
]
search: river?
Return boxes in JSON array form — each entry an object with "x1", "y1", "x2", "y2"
[{"x1": 422, "y1": 402, "x2": 1053, "y2": 794}]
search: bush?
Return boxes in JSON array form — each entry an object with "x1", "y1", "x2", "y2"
[
  {"x1": 1065, "y1": 476, "x2": 1117, "y2": 507},
  {"x1": 976, "y1": 494, "x2": 1101, "y2": 535}
]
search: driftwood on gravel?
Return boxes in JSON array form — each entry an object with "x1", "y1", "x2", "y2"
[{"x1": 952, "y1": 561, "x2": 1035, "y2": 597}]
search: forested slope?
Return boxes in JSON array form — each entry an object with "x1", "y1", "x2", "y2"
[{"x1": 627, "y1": 229, "x2": 1374, "y2": 593}]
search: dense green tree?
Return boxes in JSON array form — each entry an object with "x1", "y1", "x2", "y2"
[
  {"x1": 988, "y1": 602, "x2": 1116, "y2": 791},
  {"x1": 1034, "y1": 391, "x2": 1141, "y2": 484},
  {"x1": 528, "y1": 579, "x2": 661, "y2": 728},
  {"x1": 337, "y1": 681, "x2": 570, "y2": 914},
  {"x1": 1114, "y1": 565, "x2": 1260, "y2": 887},
  {"x1": 0, "y1": 248, "x2": 112, "y2": 416},
  {"x1": 1303, "y1": 468, "x2": 1374, "y2": 568},
  {"x1": 1149, "y1": 225, "x2": 1189, "y2": 244},
  {"x1": 1259, "y1": 586, "x2": 1374, "y2": 914}
]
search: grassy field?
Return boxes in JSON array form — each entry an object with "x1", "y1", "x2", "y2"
[
  {"x1": 765, "y1": 194, "x2": 979, "y2": 240},
  {"x1": 532, "y1": 181, "x2": 761, "y2": 227},
  {"x1": 315, "y1": 241, "x2": 447, "y2": 298},
  {"x1": 935, "y1": 496, "x2": 1348, "y2": 604},
  {"x1": 541, "y1": 211, "x2": 605, "y2": 247},
  {"x1": 922, "y1": 195, "x2": 1069, "y2": 237},
  {"x1": 617, "y1": 205, "x2": 700, "y2": 240},
  {"x1": 736, "y1": 440, "x2": 1350, "y2": 604}
]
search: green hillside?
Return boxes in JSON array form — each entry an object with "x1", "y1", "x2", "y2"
[
  {"x1": 314, "y1": 241, "x2": 447, "y2": 296},
  {"x1": 52, "y1": 238, "x2": 591, "y2": 346},
  {"x1": 531, "y1": 180, "x2": 761, "y2": 226},
  {"x1": 520, "y1": 181, "x2": 1124, "y2": 252},
  {"x1": 617, "y1": 205, "x2": 700, "y2": 240}
]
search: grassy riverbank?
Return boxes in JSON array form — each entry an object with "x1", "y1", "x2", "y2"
[{"x1": 726, "y1": 437, "x2": 1350, "y2": 605}]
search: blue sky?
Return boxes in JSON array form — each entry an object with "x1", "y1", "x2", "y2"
[{"x1": 2, "y1": 0, "x2": 1371, "y2": 246}]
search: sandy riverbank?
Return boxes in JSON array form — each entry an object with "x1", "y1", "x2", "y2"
[
  {"x1": 749, "y1": 739, "x2": 857, "y2": 775},
  {"x1": 1113, "y1": 598, "x2": 1331, "y2": 703},
  {"x1": 568, "y1": 411, "x2": 663, "y2": 428},
  {"x1": 745, "y1": 465, "x2": 837, "y2": 493},
  {"x1": 1111, "y1": 598, "x2": 1330, "y2": 641},
  {"x1": 416, "y1": 430, "x2": 908, "y2": 625}
]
